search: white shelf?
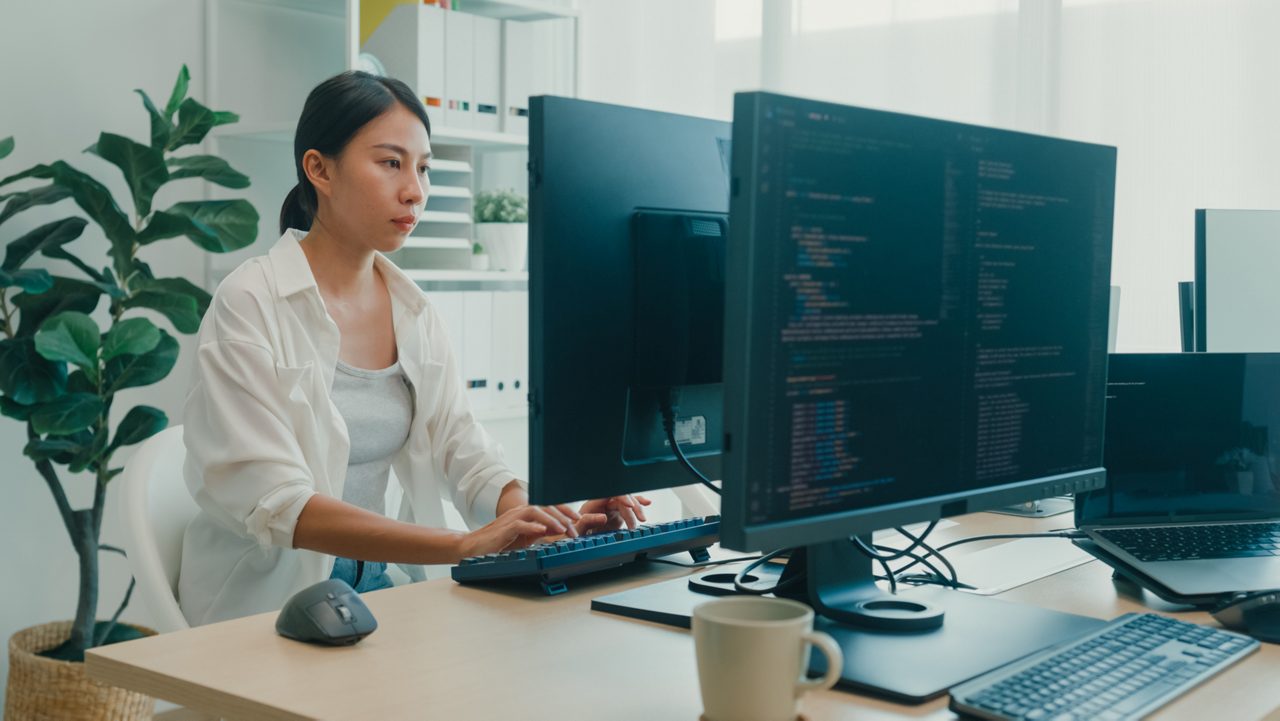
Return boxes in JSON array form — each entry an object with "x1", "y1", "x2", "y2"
[
  {"x1": 459, "y1": 0, "x2": 579, "y2": 21},
  {"x1": 212, "y1": 123, "x2": 527, "y2": 151},
  {"x1": 429, "y1": 185, "x2": 472, "y2": 199},
  {"x1": 421, "y1": 210, "x2": 473, "y2": 225},
  {"x1": 404, "y1": 269, "x2": 528, "y2": 291},
  {"x1": 430, "y1": 159, "x2": 473, "y2": 174},
  {"x1": 235, "y1": 0, "x2": 576, "y2": 21},
  {"x1": 430, "y1": 126, "x2": 529, "y2": 151},
  {"x1": 402, "y1": 237, "x2": 472, "y2": 250}
]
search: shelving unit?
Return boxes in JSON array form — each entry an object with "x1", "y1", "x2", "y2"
[{"x1": 201, "y1": 0, "x2": 572, "y2": 445}]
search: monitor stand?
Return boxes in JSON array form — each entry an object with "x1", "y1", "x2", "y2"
[
  {"x1": 592, "y1": 535, "x2": 1105, "y2": 703},
  {"x1": 988, "y1": 495, "x2": 1074, "y2": 518}
]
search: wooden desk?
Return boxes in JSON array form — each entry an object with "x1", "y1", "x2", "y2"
[{"x1": 87, "y1": 514, "x2": 1280, "y2": 720}]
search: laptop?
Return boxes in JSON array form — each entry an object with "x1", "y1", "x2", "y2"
[{"x1": 1077, "y1": 352, "x2": 1280, "y2": 596}]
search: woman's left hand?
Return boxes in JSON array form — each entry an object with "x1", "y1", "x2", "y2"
[{"x1": 575, "y1": 495, "x2": 652, "y2": 533}]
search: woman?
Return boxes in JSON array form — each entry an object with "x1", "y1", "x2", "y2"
[{"x1": 178, "y1": 71, "x2": 648, "y2": 626}]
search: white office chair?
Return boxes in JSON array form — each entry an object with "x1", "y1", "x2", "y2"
[{"x1": 117, "y1": 425, "x2": 196, "y2": 633}]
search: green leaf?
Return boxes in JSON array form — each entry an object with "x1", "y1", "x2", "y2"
[
  {"x1": 134, "y1": 89, "x2": 171, "y2": 151},
  {"x1": 0, "y1": 337, "x2": 68, "y2": 404},
  {"x1": 143, "y1": 200, "x2": 257, "y2": 252},
  {"x1": 4, "y1": 217, "x2": 88, "y2": 271},
  {"x1": 24, "y1": 437, "x2": 84, "y2": 462},
  {"x1": 0, "y1": 162, "x2": 135, "y2": 270},
  {"x1": 0, "y1": 184, "x2": 72, "y2": 226},
  {"x1": 166, "y1": 155, "x2": 250, "y2": 189},
  {"x1": 109, "y1": 405, "x2": 167, "y2": 452},
  {"x1": 164, "y1": 66, "x2": 190, "y2": 121},
  {"x1": 0, "y1": 269, "x2": 53, "y2": 294},
  {"x1": 70, "y1": 425, "x2": 108, "y2": 473},
  {"x1": 168, "y1": 98, "x2": 217, "y2": 150},
  {"x1": 67, "y1": 369, "x2": 95, "y2": 394},
  {"x1": 122, "y1": 291, "x2": 199, "y2": 334},
  {"x1": 102, "y1": 317, "x2": 160, "y2": 361},
  {"x1": 0, "y1": 136, "x2": 13, "y2": 160},
  {"x1": 30, "y1": 393, "x2": 103, "y2": 436},
  {"x1": 135, "y1": 276, "x2": 211, "y2": 318},
  {"x1": 0, "y1": 396, "x2": 33, "y2": 421},
  {"x1": 34, "y1": 311, "x2": 100, "y2": 372},
  {"x1": 12, "y1": 276, "x2": 103, "y2": 337},
  {"x1": 87, "y1": 132, "x2": 169, "y2": 218},
  {"x1": 104, "y1": 330, "x2": 177, "y2": 392}
]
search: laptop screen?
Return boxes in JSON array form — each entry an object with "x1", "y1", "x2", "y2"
[{"x1": 1077, "y1": 353, "x2": 1280, "y2": 525}]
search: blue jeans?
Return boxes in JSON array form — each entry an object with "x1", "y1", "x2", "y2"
[{"x1": 330, "y1": 557, "x2": 394, "y2": 593}]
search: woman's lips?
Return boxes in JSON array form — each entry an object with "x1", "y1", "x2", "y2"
[{"x1": 392, "y1": 216, "x2": 417, "y2": 233}]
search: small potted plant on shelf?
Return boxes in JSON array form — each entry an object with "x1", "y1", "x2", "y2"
[
  {"x1": 471, "y1": 241, "x2": 490, "y2": 271},
  {"x1": 0, "y1": 65, "x2": 256, "y2": 720},
  {"x1": 472, "y1": 188, "x2": 528, "y2": 272}
]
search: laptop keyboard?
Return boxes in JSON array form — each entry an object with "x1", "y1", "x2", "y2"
[{"x1": 1097, "y1": 522, "x2": 1280, "y2": 562}]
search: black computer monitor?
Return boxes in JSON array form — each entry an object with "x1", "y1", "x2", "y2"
[
  {"x1": 527, "y1": 96, "x2": 732, "y2": 504},
  {"x1": 721, "y1": 91, "x2": 1115, "y2": 694}
]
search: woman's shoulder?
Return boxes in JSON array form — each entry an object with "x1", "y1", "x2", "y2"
[{"x1": 201, "y1": 257, "x2": 280, "y2": 343}]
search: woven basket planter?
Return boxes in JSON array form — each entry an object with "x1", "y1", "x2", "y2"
[{"x1": 4, "y1": 621, "x2": 155, "y2": 721}]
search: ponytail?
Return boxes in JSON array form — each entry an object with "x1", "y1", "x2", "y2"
[{"x1": 279, "y1": 182, "x2": 314, "y2": 235}]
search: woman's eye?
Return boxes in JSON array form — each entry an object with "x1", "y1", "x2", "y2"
[
  {"x1": 385, "y1": 159, "x2": 401, "y2": 169},
  {"x1": 419, "y1": 165, "x2": 430, "y2": 175}
]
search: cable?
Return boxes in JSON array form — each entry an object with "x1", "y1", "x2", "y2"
[
  {"x1": 891, "y1": 530, "x2": 1085, "y2": 579},
  {"x1": 849, "y1": 520, "x2": 939, "y2": 562},
  {"x1": 733, "y1": 548, "x2": 805, "y2": 595},
  {"x1": 893, "y1": 523, "x2": 960, "y2": 588},
  {"x1": 660, "y1": 396, "x2": 720, "y2": 496},
  {"x1": 648, "y1": 554, "x2": 763, "y2": 568}
]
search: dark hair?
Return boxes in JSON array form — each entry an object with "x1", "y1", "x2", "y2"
[{"x1": 280, "y1": 71, "x2": 432, "y2": 234}]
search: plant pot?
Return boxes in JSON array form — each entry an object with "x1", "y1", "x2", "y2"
[
  {"x1": 5, "y1": 621, "x2": 156, "y2": 721},
  {"x1": 474, "y1": 222, "x2": 528, "y2": 272},
  {"x1": 470, "y1": 253, "x2": 491, "y2": 271}
]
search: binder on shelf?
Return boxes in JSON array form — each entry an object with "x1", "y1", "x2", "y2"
[
  {"x1": 444, "y1": 10, "x2": 475, "y2": 130},
  {"x1": 473, "y1": 15, "x2": 502, "y2": 133},
  {"x1": 461, "y1": 291, "x2": 494, "y2": 412},
  {"x1": 490, "y1": 291, "x2": 528, "y2": 412},
  {"x1": 501, "y1": 20, "x2": 532, "y2": 135},
  {"x1": 362, "y1": 3, "x2": 445, "y2": 128}
]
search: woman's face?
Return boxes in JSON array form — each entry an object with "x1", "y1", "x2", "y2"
[{"x1": 311, "y1": 102, "x2": 432, "y2": 254}]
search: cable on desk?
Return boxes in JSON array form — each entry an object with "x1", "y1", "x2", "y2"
[
  {"x1": 733, "y1": 548, "x2": 804, "y2": 595},
  {"x1": 890, "y1": 530, "x2": 1086, "y2": 580},
  {"x1": 648, "y1": 554, "x2": 763, "y2": 569}
]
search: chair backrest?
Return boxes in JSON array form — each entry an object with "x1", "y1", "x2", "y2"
[{"x1": 117, "y1": 425, "x2": 197, "y2": 632}]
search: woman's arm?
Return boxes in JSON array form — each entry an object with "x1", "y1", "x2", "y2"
[{"x1": 293, "y1": 493, "x2": 579, "y2": 563}]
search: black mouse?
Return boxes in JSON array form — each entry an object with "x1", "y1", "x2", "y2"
[
  {"x1": 276, "y1": 578, "x2": 378, "y2": 646},
  {"x1": 1210, "y1": 590, "x2": 1280, "y2": 643}
]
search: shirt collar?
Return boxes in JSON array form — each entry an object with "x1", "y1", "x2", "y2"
[{"x1": 268, "y1": 229, "x2": 429, "y2": 316}]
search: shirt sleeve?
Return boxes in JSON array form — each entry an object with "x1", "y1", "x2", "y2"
[
  {"x1": 183, "y1": 277, "x2": 318, "y2": 549},
  {"x1": 420, "y1": 304, "x2": 522, "y2": 529}
]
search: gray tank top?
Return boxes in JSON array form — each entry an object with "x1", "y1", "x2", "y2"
[{"x1": 330, "y1": 359, "x2": 414, "y2": 515}]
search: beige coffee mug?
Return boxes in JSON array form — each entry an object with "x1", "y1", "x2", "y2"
[{"x1": 692, "y1": 597, "x2": 842, "y2": 721}]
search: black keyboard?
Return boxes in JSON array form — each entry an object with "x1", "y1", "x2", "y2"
[
  {"x1": 1096, "y1": 522, "x2": 1280, "y2": 562},
  {"x1": 950, "y1": 612, "x2": 1257, "y2": 721},
  {"x1": 451, "y1": 516, "x2": 719, "y2": 595}
]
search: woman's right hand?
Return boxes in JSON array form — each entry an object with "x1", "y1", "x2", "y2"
[{"x1": 458, "y1": 505, "x2": 594, "y2": 559}]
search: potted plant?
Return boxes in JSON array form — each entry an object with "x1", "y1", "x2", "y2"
[
  {"x1": 0, "y1": 65, "x2": 256, "y2": 720},
  {"x1": 471, "y1": 240, "x2": 490, "y2": 271},
  {"x1": 472, "y1": 188, "x2": 527, "y2": 272}
]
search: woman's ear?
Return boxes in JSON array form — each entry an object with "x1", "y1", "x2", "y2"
[{"x1": 303, "y1": 149, "x2": 332, "y2": 200}]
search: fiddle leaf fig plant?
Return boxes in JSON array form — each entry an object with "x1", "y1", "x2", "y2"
[{"x1": 0, "y1": 65, "x2": 258, "y2": 661}]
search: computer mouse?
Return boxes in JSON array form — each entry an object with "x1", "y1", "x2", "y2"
[
  {"x1": 1210, "y1": 590, "x2": 1280, "y2": 643},
  {"x1": 275, "y1": 578, "x2": 378, "y2": 646}
]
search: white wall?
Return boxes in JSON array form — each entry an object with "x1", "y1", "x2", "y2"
[
  {"x1": 0, "y1": 0, "x2": 207, "y2": 705},
  {"x1": 1058, "y1": 0, "x2": 1280, "y2": 351}
]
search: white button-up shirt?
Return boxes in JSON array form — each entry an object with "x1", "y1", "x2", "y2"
[{"x1": 178, "y1": 229, "x2": 518, "y2": 626}]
